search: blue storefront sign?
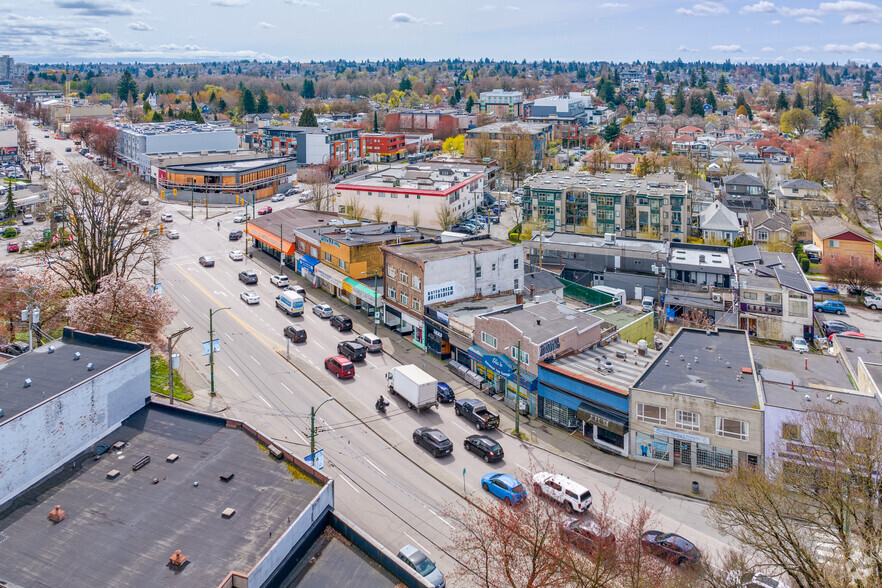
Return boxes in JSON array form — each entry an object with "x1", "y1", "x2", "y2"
[
  {"x1": 296, "y1": 254, "x2": 320, "y2": 276},
  {"x1": 468, "y1": 344, "x2": 537, "y2": 391}
]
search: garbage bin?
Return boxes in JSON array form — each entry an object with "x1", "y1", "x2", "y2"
[{"x1": 692, "y1": 481, "x2": 700, "y2": 494}]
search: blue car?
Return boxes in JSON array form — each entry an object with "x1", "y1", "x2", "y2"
[
  {"x1": 436, "y1": 382, "x2": 455, "y2": 403},
  {"x1": 813, "y1": 285, "x2": 839, "y2": 295},
  {"x1": 481, "y1": 472, "x2": 527, "y2": 505},
  {"x1": 814, "y1": 300, "x2": 847, "y2": 315}
]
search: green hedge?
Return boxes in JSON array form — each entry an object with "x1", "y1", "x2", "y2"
[
  {"x1": 800, "y1": 257, "x2": 810, "y2": 273},
  {"x1": 2, "y1": 227, "x2": 18, "y2": 238}
]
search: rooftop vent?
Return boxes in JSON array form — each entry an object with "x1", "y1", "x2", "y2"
[
  {"x1": 87, "y1": 363, "x2": 94, "y2": 371},
  {"x1": 24, "y1": 378, "x2": 31, "y2": 388},
  {"x1": 169, "y1": 550, "x2": 187, "y2": 568},
  {"x1": 74, "y1": 352, "x2": 81, "y2": 361},
  {"x1": 48, "y1": 505, "x2": 66, "y2": 524}
]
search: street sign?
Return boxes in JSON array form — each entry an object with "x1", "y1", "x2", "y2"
[
  {"x1": 304, "y1": 449, "x2": 325, "y2": 470},
  {"x1": 151, "y1": 283, "x2": 162, "y2": 295},
  {"x1": 202, "y1": 338, "x2": 221, "y2": 356}
]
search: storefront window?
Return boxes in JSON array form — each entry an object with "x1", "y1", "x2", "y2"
[
  {"x1": 635, "y1": 431, "x2": 669, "y2": 461},
  {"x1": 596, "y1": 426, "x2": 624, "y2": 448},
  {"x1": 696, "y1": 443, "x2": 733, "y2": 472},
  {"x1": 539, "y1": 397, "x2": 577, "y2": 430}
]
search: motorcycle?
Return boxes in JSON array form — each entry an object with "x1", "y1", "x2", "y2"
[{"x1": 376, "y1": 397, "x2": 390, "y2": 413}]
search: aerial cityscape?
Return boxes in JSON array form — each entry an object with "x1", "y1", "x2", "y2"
[{"x1": 2, "y1": 2, "x2": 882, "y2": 587}]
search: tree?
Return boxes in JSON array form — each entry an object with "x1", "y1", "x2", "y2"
[
  {"x1": 373, "y1": 111, "x2": 379, "y2": 133},
  {"x1": 398, "y1": 76, "x2": 412, "y2": 92},
  {"x1": 793, "y1": 91, "x2": 805, "y2": 110},
  {"x1": 308, "y1": 176, "x2": 335, "y2": 212},
  {"x1": 474, "y1": 133, "x2": 495, "y2": 160},
  {"x1": 373, "y1": 204, "x2": 385, "y2": 223},
  {"x1": 435, "y1": 202, "x2": 457, "y2": 230},
  {"x1": 822, "y1": 255, "x2": 882, "y2": 293},
  {"x1": 601, "y1": 120, "x2": 621, "y2": 143},
  {"x1": 634, "y1": 152, "x2": 664, "y2": 177},
  {"x1": 584, "y1": 141, "x2": 611, "y2": 174},
  {"x1": 256, "y1": 90, "x2": 270, "y2": 114},
  {"x1": 442, "y1": 134, "x2": 465, "y2": 155},
  {"x1": 4, "y1": 180, "x2": 16, "y2": 219},
  {"x1": 716, "y1": 74, "x2": 728, "y2": 95},
  {"x1": 820, "y1": 104, "x2": 842, "y2": 139},
  {"x1": 776, "y1": 91, "x2": 789, "y2": 112},
  {"x1": 672, "y1": 86, "x2": 685, "y2": 115},
  {"x1": 240, "y1": 87, "x2": 256, "y2": 114},
  {"x1": 151, "y1": 111, "x2": 163, "y2": 122},
  {"x1": 66, "y1": 275, "x2": 176, "y2": 346},
  {"x1": 548, "y1": 74, "x2": 572, "y2": 96},
  {"x1": 465, "y1": 94, "x2": 475, "y2": 113},
  {"x1": 342, "y1": 194, "x2": 365, "y2": 220},
  {"x1": 301, "y1": 79, "x2": 315, "y2": 99},
  {"x1": 502, "y1": 134, "x2": 535, "y2": 188},
  {"x1": 298, "y1": 107, "x2": 318, "y2": 127},
  {"x1": 689, "y1": 93, "x2": 704, "y2": 118},
  {"x1": 116, "y1": 70, "x2": 137, "y2": 105},
  {"x1": 758, "y1": 161, "x2": 776, "y2": 191},
  {"x1": 653, "y1": 90, "x2": 666, "y2": 116},
  {"x1": 709, "y1": 404, "x2": 882, "y2": 588},
  {"x1": 780, "y1": 109, "x2": 818, "y2": 136},
  {"x1": 705, "y1": 89, "x2": 717, "y2": 112},
  {"x1": 735, "y1": 93, "x2": 753, "y2": 120}
]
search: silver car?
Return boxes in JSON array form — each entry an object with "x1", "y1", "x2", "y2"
[
  {"x1": 355, "y1": 333, "x2": 383, "y2": 353},
  {"x1": 397, "y1": 545, "x2": 445, "y2": 588},
  {"x1": 312, "y1": 304, "x2": 333, "y2": 318},
  {"x1": 240, "y1": 290, "x2": 260, "y2": 305}
]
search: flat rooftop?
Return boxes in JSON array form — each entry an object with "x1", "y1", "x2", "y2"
[
  {"x1": 586, "y1": 306, "x2": 650, "y2": 331},
  {"x1": 0, "y1": 405, "x2": 322, "y2": 587},
  {"x1": 752, "y1": 345, "x2": 855, "y2": 409},
  {"x1": 483, "y1": 301, "x2": 603, "y2": 344},
  {"x1": 634, "y1": 329, "x2": 760, "y2": 408},
  {"x1": 0, "y1": 332, "x2": 147, "y2": 425},
  {"x1": 120, "y1": 121, "x2": 234, "y2": 136},
  {"x1": 838, "y1": 336, "x2": 882, "y2": 374},
  {"x1": 383, "y1": 238, "x2": 516, "y2": 262},
  {"x1": 524, "y1": 232, "x2": 667, "y2": 255},
  {"x1": 282, "y1": 535, "x2": 398, "y2": 588},
  {"x1": 524, "y1": 171, "x2": 689, "y2": 195},
  {"x1": 669, "y1": 246, "x2": 731, "y2": 270},
  {"x1": 434, "y1": 294, "x2": 520, "y2": 331},
  {"x1": 248, "y1": 207, "x2": 343, "y2": 238},
  {"x1": 467, "y1": 121, "x2": 551, "y2": 135},
  {"x1": 336, "y1": 163, "x2": 482, "y2": 192},
  {"x1": 545, "y1": 338, "x2": 656, "y2": 393},
  {"x1": 165, "y1": 157, "x2": 294, "y2": 174}
]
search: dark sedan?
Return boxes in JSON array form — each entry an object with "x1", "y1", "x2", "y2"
[
  {"x1": 330, "y1": 314, "x2": 353, "y2": 332},
  {"x1": 436, "y1": 381, "x2": 455, "y2": 403},
  {"x1": 337, "y1": 340, "x2": 366, "y2": 361},
  {"x1": 821, "y1": 320, "x2": 860, "y2": 338},
  {"x1": 284, "y1": 325, "x2": 307, "y2": 343},
  {"x1": 640, "y1": 531, "x2": 701, "y2": 567},
  {"x1": 463, "y1": 434, "x2": 504, "y2": 463},
  {"x1": 561, "y1": 517, "x2": 616, "y2": 556},
  {"x1": 413, "y1": 427, "x2": 453, "y2": 458}
]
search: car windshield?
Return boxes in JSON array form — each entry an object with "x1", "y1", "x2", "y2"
[{"x1": 410, "y1": 553, "x2": 436, "y2": 576}]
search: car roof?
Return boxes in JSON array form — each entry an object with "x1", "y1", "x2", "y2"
[
  {"x1": 489, "y1": 472, "x2": 519, "y2": 486},
  {"x1": 329, "y1": 355, "x2": 350, "y2": 363}
]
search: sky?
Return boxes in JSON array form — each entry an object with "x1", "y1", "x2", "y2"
[{"x1": 3, "y1": 0, "x2": 882, "y2": 65}]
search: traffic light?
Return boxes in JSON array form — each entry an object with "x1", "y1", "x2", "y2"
[
  {"x1": 173, "y1": 189, "x2": 177, "y2": 196},
  {"x1": 160, "y1": 190, "x2": 165, "y2": 199},
  {"x1": 159, "y1": 225, "x2": 164, "y2": 235}
]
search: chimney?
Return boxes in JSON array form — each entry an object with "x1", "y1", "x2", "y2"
[
  {"x1": 48, "y1": 505, "x2": 66, "y2": 523},
  {"x1": 169, "y1": 550, "x2": 187, "y2": 567}
]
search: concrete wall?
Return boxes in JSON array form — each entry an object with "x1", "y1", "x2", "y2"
[
  {"x1": 421, "y1": 243, "x2": 523, "y2": 304},
  {"x1": 617, "y1": 312, "x2": 655, "y2": 344},
  {"x1": 0, "y1": 349, "x2": 151, "y2": 507}
]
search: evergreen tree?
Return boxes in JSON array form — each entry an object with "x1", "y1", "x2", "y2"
[
  {"x1": 601, "y1": 120, "x2": 621, "y2": 143},
  {"x1": 673, "y1": 85, "x2": 686, "y2": 115},
  {"x1": 240, "y1": 88, "x2": 257, "y2": 114},
  {"x1": 653, "y1": 90, "x2": 666, "y2": 115},
  {"x1": 776, "y1": 91, "x2": 789, "y2": 111},
  {"x1": 793, "y1": 92, "x2": 805, "y2": 109},
  {"x1": 143, "y1": 101, "x2": 152, "y2": 114},
  {"x1": 301, "y1": 79, "x2": 315, "y2": 99},
  {"x1": 465, "y1": 94, "x2": 474, "y2": 113},
  {"x1": 116, "y1": 70, "x2": 138, "y2": 104},
  {"x1": 373, "y1": 112, "x2": 379, "y2": 132},
  {"x1": 576, "y1": 66, "x2": 587, "y2": 81},
  {"x1": 655, "y1": 70, "x2": 664, "y2": 83},
  {"x1": 821, "y1": 104, "x2": 842, "y2": 138},
  {"x1": 298, "y1": 107, "x2": 318, "y2": 127},
  {"x1": 151, "y1": 111, "x2": 163, "y2": 122},
  {"x1": 705, "y1": 89, "x2": 717, "y2": 112},
  {"x1": 699, "y1": 66, "x2": 708, "y2": 88},
  {"x1": 454, "y1": 87, "x2": 462, "y2": 103},
  {"x1": 689, "y1": 93, "x2": 704, "y2": 117},
  {"x1": 399, "y1": 76, "x2": 412, "y2": 92},
  {"x1": 4, "y1": 181, "x2": 16, "y2": 219},
  {"x1": 190, "y1": 96, "x2": 198, "y2": 112},
  {"x1": 256, "y1": 90, "x2": 270, "y2": 113},
  {"x1": 689, "y1": 69, "x2": 697, "y2": 88},
  {"x1": 218, "y1": 98, "x2": 227, "y2": 111},
  {"x1": 716, "y1": 74, "x2": 728, "y2": 95}
]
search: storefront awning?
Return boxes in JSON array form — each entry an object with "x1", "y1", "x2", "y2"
[
  {"x1": 344, "y1": 278, "x2": 379, "y2": 304},
  {"x1": 576, "y1": 402, "x2": 628, "y2": 436},
  {"x1": 297, "y1": 255, "x2": 321, "y2": 272},
  {"x1": 314, "y1": 264, "x2": 347, "y2": 289},
  {"x1": 468, "y1": 344, "x2": 537, "y2": 391}
]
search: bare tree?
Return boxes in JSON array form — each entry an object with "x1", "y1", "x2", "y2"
[
  {"x1": 373, "y1": 204, "x2": 385, "y2": 223},
  {"x1": 503, "y1": 134, "x2": 535, "y2": 189},
  {"x1": 342, "y1": 194, "x2": 365, "y2": 220},
  {"x1": 309, "y1": 177, "x2": 335, "y2": 212},
  {"x1": 435, "y1": 202, "x2": 457, "y2": 230},
  {"x1": 410, "y1": 209, "x2": 421, "y2": 228},
  {"x1": 474, "y1": 133, "x2": 495, "y2": 160},
  {"x1": 548, "y1": 74, "x2": 573, "y2": 96},
  {"x1": 758, "y1": 161, "x2": 775, "y2": 191},
  {"x1": 13, "y1": 117, "x2": 29, "y2": 156}
]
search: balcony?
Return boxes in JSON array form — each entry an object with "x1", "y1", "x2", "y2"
[{"x1": 740, "y1": 302, "x2": 783, "y2": 316}]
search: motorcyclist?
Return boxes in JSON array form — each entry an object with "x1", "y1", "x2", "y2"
[{"x1": 376, "y1": 395, "x2": 388, "y2": 411}]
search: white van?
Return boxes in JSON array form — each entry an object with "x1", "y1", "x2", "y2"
[
  {"x1": 275, "y1": 291, "x2": 304, "y2": 316},
  {"x1": 592, "y1": 285, "x2": 626, "y2": 306},
  {"x1": 641, "y1": 296, "x2": 654, "y2": 313}
]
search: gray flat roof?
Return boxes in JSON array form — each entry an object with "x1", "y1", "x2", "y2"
[
  {"x1": 525, "y1": 232, "x2": 667, "y2": 255},
  {"x1": 0, "y1": 405, "x2": 322, "y2": 587},
  {"x1": 248, "y1": 207, "x2": 343, "y2": 239},
  {"x1": 382, "y1": 238, "x2": 516, "y2": 262},
  {"x1": 483, "y1": 302, "x2": 604, "y2": 344},
  {"x1": 840, "y1": 337, "x2": 882, "y2": 374},
  {"x1": 165, "y1": 157, "x2": 294, "y2": 174},
  {"x1": 763, "y1": 383, "x2": 879, "y2": 411},
  {"x1": 546, "y1": 338, "x2": 655, "y2": 393},
  {"x1": 524, "y1": 171, "x2": 689, "y2": 196},
  {"x1": 284, "y1": 536, "x2": 398, "y2": 588},
  {"x1": 752, "y1": 345, "x2": 854, "y2": 401},
  {"x1": 0, "y1": 331, "x2": 147, "y2": 425},
  {"x1": 634, "y1": 329, "x2": 760, "y2": 408}
]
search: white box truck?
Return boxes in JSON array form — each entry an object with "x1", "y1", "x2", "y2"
[
  {"x1": 386, "y1": 365, "x2": 438, "y2": 411},
  {"x1": 275, "y1": 291, "x2": 304, "y2": 316},
  {"x1": 592, "y1": 285, "x2": 626, "y2": 306}
]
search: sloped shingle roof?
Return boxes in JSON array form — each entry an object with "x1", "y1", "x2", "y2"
[
  {"x1": 811, "y1": 217, "x2": 874, "y2": 242},
  {"x1": 699, "y1": 201, "x2": 741, "y2": 232}
]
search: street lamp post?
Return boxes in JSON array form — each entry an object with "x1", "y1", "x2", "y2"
[
  {"x1": 310, "y1": 397, "x2": 338, "y2": 458},
  {"x1": 208, "y1": 306, "x2": 230, "y2": 396},
  {"x1": 360, "y1": 269, "x2": 380, "y2": 335}
]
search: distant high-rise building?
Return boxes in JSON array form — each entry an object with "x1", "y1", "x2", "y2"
[{"x1": 0, "y1": 55, "x2": 14, "y2": 82}]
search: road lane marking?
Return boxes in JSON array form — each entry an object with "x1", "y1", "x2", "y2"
[
  {"x1": 427, "y1": 507, "x2": 455, "y2": 529},
  {"x1": 250, "y1": 355, "x2": 261, "y2": 366},
  {"x1": 338, "y1": 474, "x2": 360, "y2": 493},
  {"x1": 280, "y1": 382, "x2": 292, "y2": 393},
  {"x1": 364, "y1": 457, "x2": 387, "y2": 477},
  {"x1": 258, "y1": 394, "x2": 272, "y2": 408},
  {"x1": 516, "y1": 463, "x2": 530, "y2": 474},
  {"x1": 451, "y1": 421, "x2": 471, "y2": 434},
  {"x1": 181, "y1": 295, "x2": 191, "y2": 303},
  {"x1": 225, "y1": 333, "x2": 234, "y2": 342},
  {"x1": 403, "y1": 532, "x2": 430, "y2": 556},
  {"x1": 291, "y1": 428, "x2": 308, "y2": 443},
  {"x1": 228, "y1": 366, "x2": 239, "y2": 377}
]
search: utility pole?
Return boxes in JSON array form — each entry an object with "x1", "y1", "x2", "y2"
[
  {"x1": 208, "y1": 307, "x2": 230, "y2": 396},
  {"x1": 310, "y1": 397, "x2": 337, "y2": 458},
  {"x1": 279, "y1": 222, "x2": 284, "y2": 273},
  {"x1": 190, "y1": 194, "x2": 194, "y2": 220},
  {"x1": 372, "y1": 270, "x2": 379, "y2": 335},
  {"x1": 514, "y1": 340, "x2": 521, "y2": 438},
  {"x1": 166, "y1": 326, "x2": 192, "y2": 405}
]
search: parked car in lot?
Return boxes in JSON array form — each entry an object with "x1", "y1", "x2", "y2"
[
  {"x1": 532, "y1": 472, "x2": 592, "y2": 513},
  {"x1": 864, "y1": 293, "x2": 882, "y2": 310},
  {"x1": 814, "y1": 300, "x2": 846, "y2": 315},
  {"x1": 329, "y1": 314, "x2": 353, "y2": 331},
  {"x1": 0, "y1": 341, "x2": 29, "y2": 356},
  {"x1": 436, "y1": 381, "x2": 455, "y2": 403},
  {"x1": 198, "y1": 255, "x2": 215, "y2": 267},
  {"x1": 847, "y1": 287, "x2": 871, "y2": 296},
  {"x1": 284, "y1": 325, "x2": 307, "y2": 343},
  {"x1": 22, "y1": 214, "x2": 34, "y2": 225},
  {"x1": 6, "y1": 242, "x2": 18, "y2": 253},
  {"x1": 229, "y1": 249, "x2": 244, "y2": 261},
  {"x1": 270, "y1": 274, "x2": 289, "y2": 287},
  {"x1": 257, "y1": 206, "x2": 272, "y2": 215},
  {"x1": 324, "y1": 355, "x2": 354, "y2": 379},
  {"x1": 355, "y1": 332, "x2": 382, "y2": 353},
  {"x1": 463, "y1": 434, "x2": 503, "y2": 463},
  {"x1": 336, "y1": 340, "x2": 366, "y2": 361},
  {"x1": 821, "y1": 320, "x2": 859, "y2": 338},
  {"x1": 413, "y1": 427, "x2": 453, "y2": 458},
  {"x1": 229, "y1": 230, "x2": 243, "y2": 241},
  {"x1": 561, "y1": 517, "x2": 616, "y2": 556},
  {"x1": 397, "y1": 545, "x2": 445, "y2": 588},
  {"x1": 240, "y1": 290, "x2": 260, "y2": 304},
  {"x1": 271, "y1": 193, "x2": 284, "y2": 202},
  {"x1": 641, "y1": 531, "x2": 701, "y2": 567},
  {"x1": 312, "y1": 304, "x2": 333, "y2": 318},
  {"x1": 791, "y1": 336, "x2": 809, "y2": 353},
  {"x1": 481, "y1": 472, "x2": 527, "y2": 505},
  {"x1": 813, "y1": 285, "x2": 839, "y2": 295},
  {"x1": 238, "y1": 270, "x2": 258, "y2": 284}
]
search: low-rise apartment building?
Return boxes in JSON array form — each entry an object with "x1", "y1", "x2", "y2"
[
  {"x1": 260, "y1": 126, "x2": 362, "y2": 174},
  {"x1": 478, "y1": 89, "x2": 524, "y2": 120},
  {"x1": 359, "y1": 132, "x2": 406, "y2": 163},
  {"x1": 156, "y1": 156, "x2": 295, "y2": 205},
  {"x1": 117, "y1": 121, "x2": 239, "y2": 179},
  {"x1": 771, "y1": 179, "x2": 834, "y2": 219},
  {"x1": 522, "y1": 172, "x2": 691, "y2": 242},
  {"x1": 464, "y1": 121, "x2": 552, "y2": 168}
]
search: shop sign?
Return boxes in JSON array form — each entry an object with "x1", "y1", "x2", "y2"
[
  {"x1": 436, "y1": 310, "x2": 449, "y2": 325},
  {"x1": 484, "y1": 354, "x2": 514, "y2": 379},
  {"x1": 653, "y1": 427, "x2": 709, "y2": 445}
]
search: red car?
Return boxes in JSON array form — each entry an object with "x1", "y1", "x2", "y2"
[
  {"x1": 258, "y1": 206, "x2": 272, "y2": 215},
  {"x1": 6, "y1": 242, "x2": 19, "y2": 253},
  {"x1": 324, "y1": 355, "x2": 354, "y2": 379}
]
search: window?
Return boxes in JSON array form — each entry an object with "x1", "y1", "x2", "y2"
[
  {"x1": 399, "y1": 271, "x2": 408, "y2": 284},
  {"x1": 386, "y1": 266, "x2": 396, "y2": 279},
  {"x1": 812, "y1": 428, "x2": 841, "y2": 448},
  {"x1": 481, "y1": 331, "x2": 497, "y2": 349},
  {"x1": 412, "y1": 299, "x2": 421, "y2": 311},
  {"x1": 757, "y1": 230, "x2": 768, "y2": 241},
  {"x1": 514, "y1": 258, "x2": 520, "y2": 269},
  {"x1": 742, "y1": 291, "x2": 758, "y2": 301},
  {"x1": 400, "y1": 292, "x2": 408, "y2": 305},
  {"x1": 636, "y1": 403, "x2": 667, "y2": 425},
  {"x1": 716, "y1": 418, "x2": 749, "y2": 441},
  {"x1": 412, "y1": 275, "x2": 421, "y2": 290},
  {"x1": 491, "y1": 283, "x2": 497, "y2": 292},
  {"x1": 510, "y1": 346, "x2": 529, "y2": 364},
  {"x1": 475, "y1": 266, "x2": 482, "y2": 278},
  {"x1": 387, "y1": 286, "x2": 396, "y2": 299},
  {"x1": 491, "y1": 263, "x2": 497, "y2": 271},
  {"x1": 781, "y1": 423, "x2": 801, "y2": 442},
  {"x1": 323, "y1": 252, "x2": 332, "y2": 263},
  {"x1": 789, "y1": 299, "x2": 808, "y2": 318},
  {"x1": 426, "y1": 285, "x2": 454, "y2": 302},
  {"x1": 514, "y1": 278, "x2": 519, "y2": 291},
  {"x1": 675, "y1": 410, "x2": 700, "y2": 432},
  {"x1": 829, "y1": 239, "x2": 839, "y2": 248},
  {"x1": 764, "y1": 293, "x2": 781, "y2": 304}
]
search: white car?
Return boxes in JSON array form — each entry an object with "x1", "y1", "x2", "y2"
[
  {"x1": 229, "y1": 250, "x2": 244, "y2": 261},
  {"x1": 233, "y1": 214, "x2": 247, "y2": 223},
  {"x1": 792, "y1": 336, "x2": 809, "y2": 353},
  {"x1": 312, "y1": 304, "x2": 333, "y2": 318},
  {"x1": 270, "y1": 274, "x2": 289, "y2": 287},
  {"x1": 285, "y1": 284, "x2": 306, "y2": 296},
  {"x1": 298, "y1": 193, "x2": 312, "y2": 203},
  {"x1": 240, "y1": 290, "x2": 260, "y2": 304},
  {"x1": 271, "y1": 193, "x2": 285, "y2": 202},
  {"x1": 166, "y1": 229, "x2": 180, "y2": 240},
  {"x1": 864, "y1": 293, "x2": 882, "y2": 310},
  {"x1": 532, "y1": 472, "x2": 592, "y2": 513},
  {"x1": 161, "y1": 213, "x2": 173, "y2": 222}
]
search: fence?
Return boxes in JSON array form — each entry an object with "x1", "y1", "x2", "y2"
[{"x1": 558, "y1": 277, "x2": 616, "y2": 307}]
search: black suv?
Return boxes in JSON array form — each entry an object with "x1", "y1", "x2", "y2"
[
  {"x1": 284, "y1": 325, "x2": 307, "y2": 343},
  {"x1": 229, "y1": 230, "x2": 243, "y2": 241},
  {"x1": 329, "y1": 315, "x2": 353, "y2": 332},
  {"x1": 413, "y1": 427, "x2": 453, "y2": 458},
  {"x1": 463, "y1": 434, "x2": 504, "y2": 463},
  {"x1": 336, "y1": 340, "x2": 366, "y2": 361},
  {"x1": 238, "y1": 270, "x2": 258, "y2": 284}
]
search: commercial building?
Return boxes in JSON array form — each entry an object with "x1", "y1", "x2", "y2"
[
  {"x1": 464, "y1": 121, "x2": 552, "y2": 168},
  {"x1": 334, "y1": 162, "x2": 485, "y2": 230},
  {"x1": 478, "y1": 89, "x2": 524, "y2": 119},
  {"x1": 359, "y1": 132, "x2": 407, "y2": 163},
  {"x1": 630, "y1": 328, "x2": 764, "y2": 472},
  {"x1": 117, "y1": 121, "x2": 239, "y2": 179},
  {"x1": 384, "y1": 108, "x2": 476, "y2": 137},
  {"x1": 522, "y1": 172, "x2": 691, "y2": 242},
  {"x1": 811, "y1": 216, "x2": 877, "y2": 266},
  {"x1": 247, "y1": 207, "x2": 343, "y2": 271},
  {"x1": 156, "y1": 157, "x2": 296, "y2": 205},
  {"x1": 39, "y1": 99, "x2": 113, "y2": 131},
  {"x1": 0, "y1": 126, "x2": 17, "y2": 163},
  {"x1": 526, "y1": 95, "x2": 588, "y2": 145},
  {"x1": 381, "y1": 237, "x2": 523, "y2": 353},
  {"x1": 259, "y1": 126, "x2": 362, "y2": 174}
]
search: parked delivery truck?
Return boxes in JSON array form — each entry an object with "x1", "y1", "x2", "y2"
[
  {"x1": 275, "y1": 291, "x2": 304, "y2": 316},
  {"x1": 386, "y1": 365, "x2": 439, "y2": 411}
]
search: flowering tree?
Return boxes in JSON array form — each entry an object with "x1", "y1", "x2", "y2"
[
  {"x1": 66, "y1": 275, "x2": 176, "y2": 345},
  {"x1": 0, "y1": 268, "x2": 68, "y2": 345}
]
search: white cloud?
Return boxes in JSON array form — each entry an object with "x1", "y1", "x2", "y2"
[
  {"x1": 790, "y1": 45, "x2": 815, "y2": 52},
  {"x1": 209, "y1": 0, "x2": 248, "y2": 5},
  {"x1": 824, "y1": 41, "x2": 882, "y2": 52},
  {"x1": 55, "y1": 0, "x2": 146, "y2": 16},
  {"x1": 282, "y1": 0, "x2": 320, "y2": 6},
  {"x1": 505, "y1": 5, "x2": 521, "y2": 10},
  {"x1": 797, "y1": 16, "x2": 824, "y2": 23},
  {"x1": 781, "y1": 7, "x2": 822, "y2": 17},
  {"x1": 740, "y1": 1, "x2": 778, "y2": 14},
  {"x1": 843, "y1": 12, "x2": 879, "y2": 22},
  {"x1": 127, "y1": 21, "x2": 152, "y2": 31},
  {"x1": 599, "y1": 2, "x2": 629, "y2": 7},
  {"x1": 770, "y1": 18, "x2": 781, "y2": 23},
  {"x1": 676, "y1": 1, "x2": 728, "y2": 16},
  {"x1": 158, "y1": 43, "x2": 201, "y2": 52},
  {"x1": 710, "y1": 44, "x2": 745, "y2": 51},
  {"x1": 761, "y1": 46, "x2": 774, "y2": 51},
  {"x1": 390, "y1": 12, "x2": 423, "y2": 23},
  {"x1": 678, "y1": 45, "x2": 698, "y2": 52},
  {"x1": 256, "y1": 21, "x2": 275, "y2": 29},
  {"x1": 819, "y1": 1, "x2": 880, "y2": 13}
]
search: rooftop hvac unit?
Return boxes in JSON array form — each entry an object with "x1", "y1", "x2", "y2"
[
  {"x1": 712, "y1": 293, "x2": 722, "y2": 303},
  {"x1": 603, "y1": 232, "x2": 616, "y2": 245}
]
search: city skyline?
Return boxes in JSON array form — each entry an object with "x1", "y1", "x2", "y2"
[{"x1": 4, "y1": 0, "x2": 882, "y2": 64}]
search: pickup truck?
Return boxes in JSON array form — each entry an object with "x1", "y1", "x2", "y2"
[{"x1": 455, "y1": 398, "x2": 500, "y2": 431}]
